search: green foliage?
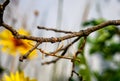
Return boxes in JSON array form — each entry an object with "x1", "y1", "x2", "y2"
[
  {"x1": 82, "y1": 18, "x2": 105, "y2": 26},
  {"x1": 94, "y1": 68, "x2": 120, "y2": 81},
  {"x1": 78, "y1": 54, "x2": 91, "y2": 81},
  {"x1": 77, "y1": 38, "x2": 91, "y2": 81},
  {"x1": 86, "y1": 20, "x2": 119, "y2": 59},
  {"x1": 77, "y1": 18, "x2": 120, "y2": 81}
]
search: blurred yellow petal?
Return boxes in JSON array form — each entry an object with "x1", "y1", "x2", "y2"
[
  {"x1": 0, "y1": 28, "x2": 37, "y2": 59},
  {"x1": 3, "y1": 75, "x2": 11, "y2": 81},
  {"x1": 2, "y1": 71, "x2": 37, "y2": 81},
  {"x1": 16, "y1": 71, "x2": 20, "y2": 81},
  {"x1": 0, "y1": 30, "x2": 12, "y2": 39},
  {"x1": 10, "y1": 73, "x2": 15, "y2": 81},
  {"x1": 18, "y1": 28, "x2": 30, "y2": 35}
]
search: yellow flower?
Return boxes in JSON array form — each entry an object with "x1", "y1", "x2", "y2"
[
  {"x1": 2, "y1": 71, "x2": 37, "y2": 81},
  {"x1": 0, "y1": 28, "x2": 37, "y2": 59}
]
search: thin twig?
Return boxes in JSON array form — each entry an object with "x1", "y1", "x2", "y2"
[
  {"x1": 42, "y1": 36, "x2": 81, "y2": 64},
  {"x1": 73, "y1": 71, "x2": 83, "y2": 81},
  {"x1": 69, "y1": 61, "x2": 83, "y2": 81},
  {"x1": 29, "y1": 42, "x2": 63, "y2": 56},
  {"x1": 39, "y1": 48, "x2": 73, "y2": 60},
  {"x1": 3, "y1": 0, "x2": 10, "y2": 9},
  {"x1": 75, "y1": 36, "x2": 87, "y2": 57},
  {"x1": 69, "y1": 62, "x2": 75, "y2": 80},
  {"x1": 68, "y1": 37, "x2": 87, "y2": 81},
  {"x1": 37, "y1": 26, "x2": 76, "y2": 34},
  {"x1": 0, "y1": 0, "x2": 10, "y2": 25},
  {"x1": 19, "y1": 42, "x2": 41, "y2": 62}
]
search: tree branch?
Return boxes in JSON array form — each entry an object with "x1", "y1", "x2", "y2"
[
  {"x1": 0, "y1": 1, "x2": 120, "y2": 81},
  {"x1": 2, "y1": 20, "x2": 120, "y2": 43}
]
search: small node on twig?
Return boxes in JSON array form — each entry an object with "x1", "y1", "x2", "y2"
[
  {"x1": 51, "y1": 37, "x2": 58, "y2": 43},
  {"x1": 80, "y1": 30, "x2": 88, "y2": 36}
]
